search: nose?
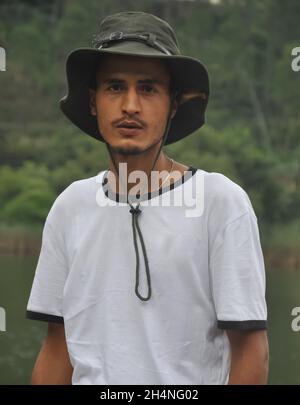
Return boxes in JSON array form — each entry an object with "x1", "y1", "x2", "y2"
[{"x1": 121, "y1": 86, "x2": 141, "y2": 116}]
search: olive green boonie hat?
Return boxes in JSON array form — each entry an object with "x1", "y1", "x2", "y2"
[{"x1": 60, "y1": 11, "x2": 209, "y2": 145}]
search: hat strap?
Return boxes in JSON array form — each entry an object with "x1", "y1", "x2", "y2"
[
  {"x1": 105, "y1": 95, "x2": 175, "y2": 301},
  {"x1": 129, "y1": 114, "x2": 172, "y2": 302},
  {"x1": 94, "y1": 32, "x2": 172, "y2": 55}
]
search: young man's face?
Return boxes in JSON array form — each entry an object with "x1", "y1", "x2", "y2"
[{"x1": 89, "y1": 54, "x2": 177, "y2": 155}]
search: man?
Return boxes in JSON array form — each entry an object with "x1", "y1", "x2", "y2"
[{"x1": 27, "y1": 11, "x2": 268, "y2": 385}]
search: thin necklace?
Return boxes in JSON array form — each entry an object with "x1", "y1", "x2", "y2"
[
  {"x1": 106, "y1": 158, "x2": 175, "y2": 198},
  {"x1": 135, "y1": 157, "x2": 174, "y2": 197},
  {"x1": 159, "y1": 158, "x2": 174, "y2": 189}
]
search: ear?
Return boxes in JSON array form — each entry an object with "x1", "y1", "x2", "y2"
[{"x1": 89, "y1": 89, "x2": 97, "y2": 116}]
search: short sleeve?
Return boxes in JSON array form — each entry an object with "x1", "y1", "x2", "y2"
[
  {"x1": 210, "y1": 211, "x2": 267, "y2": 330},
  {"x1": 26, "y1": 196, "x2": 69, "y2": 324}
]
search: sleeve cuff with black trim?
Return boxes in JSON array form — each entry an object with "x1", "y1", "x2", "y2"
[
  {"x1": 217, "y1": 320, "x2": 267, "y2": 330},
  {"x1": 26, "y1": 310, "x2": 64, "y2": 324}
]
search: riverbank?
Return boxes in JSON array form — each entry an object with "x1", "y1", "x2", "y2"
[
  {"x1": 0, "y1": 221, "x2": 299, "y2": 270},
  {"x1": 260, "y1": 219, "x2": 300, "y2": 271},
  {"x1": 0, "y1": 225, "x2": 42, "y2": 256}
]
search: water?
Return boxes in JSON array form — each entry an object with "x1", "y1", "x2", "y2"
[
  {"x1": 0, "y1": 253, "x2": 299, "y2": 384},
  {"x1": 266, "y1": 270, "x2": 300, "y2": 384},
  {"x1": 0, "y1": 254, "x2": 46, "y2": 385}
]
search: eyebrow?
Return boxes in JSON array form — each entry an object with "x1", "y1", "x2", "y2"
[{"x1": 102, "y1": 78, "x2": 163, "y2": 85}]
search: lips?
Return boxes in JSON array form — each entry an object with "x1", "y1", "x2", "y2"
[
  {"x1": 116, "y1": 120, "x2": 144, "y2": 136},
  {"x1": 117, "y1": 127, "x2": 143, "y2": 136},
  {"x1": 117, "y1": 120, "x2": 143, "y2": 129}
]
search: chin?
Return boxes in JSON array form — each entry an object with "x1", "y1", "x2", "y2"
[
  {"x1": 108, "y1": 137, "x2": 150, "y2": 156},
  {"x1": 104, "y1": 132, "x2": 163, "y2": 156},
  {"x1": 112, "y1": 144, "x2": 145, "y2": 156}
]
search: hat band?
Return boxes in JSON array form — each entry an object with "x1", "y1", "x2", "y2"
[{"x1": 94, "y1": 32, "x2": 172, "y2": 56}]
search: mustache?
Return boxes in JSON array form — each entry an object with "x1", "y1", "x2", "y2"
[{"x1": 113, "y1": 117, "x2": 146, "y2": 128}]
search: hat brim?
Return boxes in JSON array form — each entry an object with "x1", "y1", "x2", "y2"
[{"x1": 60, "y1": 41, "x2": 209, "y2": 145}]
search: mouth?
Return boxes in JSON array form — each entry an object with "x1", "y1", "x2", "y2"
[{"x1": 116, "y1": 121, "x2": 144, "y2": 136}]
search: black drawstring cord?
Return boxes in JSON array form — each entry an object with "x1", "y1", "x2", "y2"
[
  {"x1": 105, "y1": 94, "x2": 176, "y2": 301},
  {"x1": 125, "y1": 115, "x2": 171, "y2": 301},
  {"x1": 129, "y1": 203, "x2": 152, "y2": 301}
]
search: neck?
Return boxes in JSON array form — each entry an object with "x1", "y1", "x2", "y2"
[{"x1": 107, "y1": 148, "x2": 172, "y2": 194}]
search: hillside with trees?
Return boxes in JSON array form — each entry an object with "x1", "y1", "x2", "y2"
[{"x1": 0, "y1": 0, "x2": 299, "y2": 266}]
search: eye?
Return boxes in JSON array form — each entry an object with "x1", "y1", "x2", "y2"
[
  {"x1": 140, "y1": 84, "x2": 156, "y2": 93},
  {"x1": 108, "y1": 83, "x2": 123, "y2": 92}
]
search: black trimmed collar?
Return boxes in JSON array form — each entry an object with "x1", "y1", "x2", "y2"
[{"x1": 102, "y1": 166, "x2": 197, "y2": 203}]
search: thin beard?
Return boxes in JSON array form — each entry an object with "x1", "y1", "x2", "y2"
[{"x1": 110, "y1": 137, "x2": 162, "y2": 156}]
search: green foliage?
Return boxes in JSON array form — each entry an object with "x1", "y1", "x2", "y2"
[
  {"x1": 0, "y1": 0, "x2": 299, "y2": 228},
  {"x1": 2, "y1": 187, "x2": 55, "y2": 225},
  {"x1": 0, "y1": 162, "x2": 55, "y2": 225}
]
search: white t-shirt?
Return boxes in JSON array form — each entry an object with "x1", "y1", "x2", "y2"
[{"x1": 27, "y1": 167, "x2": 267, "y2": 385}]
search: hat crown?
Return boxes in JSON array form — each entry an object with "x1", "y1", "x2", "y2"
[{"x1": 93, "y1": 11, "x2": 181, "y2": 56}]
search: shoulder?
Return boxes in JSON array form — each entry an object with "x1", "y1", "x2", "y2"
[
  {"x1": 203, "y1": 171, "x2": 250, "y2": 204},
  {"x1": 195, "y1": 169, "x2": 256, "y2": 225},
  {"x1": 46, "y1": 172, "x2": 104, "y2": 226}
]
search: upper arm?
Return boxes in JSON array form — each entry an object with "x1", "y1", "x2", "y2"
[
  {"x1": 27, "y1": 193, "x2": 70, "y2": 322},
  {"x1": 45, "y1": 322, "x2": 72, "y2": 368},
  {"x1": 210, "y1": 211, "x2": 267, "y2": 329},
  {"x1": 47, "y1": 322, "x2": 68, "y2": 348},
  {"x1": 226, "y1": 329, "x2": 269, "y2": 384},
  {"x1": 226, "y1": 329, "x2": 269, "y2": 373},
  {"x1": 226, "y1": 329, "x2": 269, "y2": 354}
]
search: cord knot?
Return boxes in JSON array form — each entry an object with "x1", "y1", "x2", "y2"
[{"x1": 129, "y1": 205, "x2": 142, "y2": 215}]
